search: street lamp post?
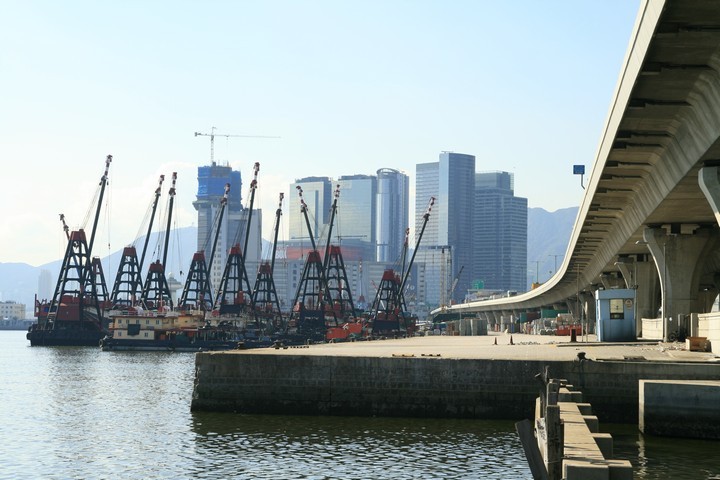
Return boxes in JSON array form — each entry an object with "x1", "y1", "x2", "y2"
[{"x1": 549, "y1": 254, "x2": 563, "y2": 275}]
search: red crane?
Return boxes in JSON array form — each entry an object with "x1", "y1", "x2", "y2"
[
  {"x1": 251, "y1": 192, "x2": 285, "y2": 332},
  {"x1": 109, "y1": 174, "x2": 165, "y2": 310},
  {"x1": 27, "y1": 155, "x2": 113, "y2": 346},
  {"x1": 321, "y1": 185, "x2": 356, "y2": 320},
  {"x1": 179, "y1": 182, "x2": 229, "y2": 311},
  {"x1": 141, "y1": 172, "x2": 177, "y2": 311},
  {"x1": 288, "y1": 186, "x2": 337, "y2": 339},
  {"x1": 214, "y1": 162, "x2": 259, "y2": 320},
  {"x1": 369, "y1": 196, "x2": 435, "y2": 336}
]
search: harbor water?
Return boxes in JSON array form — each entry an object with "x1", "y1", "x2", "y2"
[{"x1": 2, "y1": 330, "x2": 719, "y2": 479}]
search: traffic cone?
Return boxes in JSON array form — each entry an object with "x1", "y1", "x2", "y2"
[
  {"x1": 510, "y1": 335, "x2": 514, "y2": 345},
  {"x1": 493, "y1": 337, "x2": 497, "y2": 345}
]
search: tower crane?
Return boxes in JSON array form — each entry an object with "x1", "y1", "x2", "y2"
[{"x1": 194, "y1": 127, "x2": 280, "y2": 165}]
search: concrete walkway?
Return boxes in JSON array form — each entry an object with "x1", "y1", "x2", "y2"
[{"x1": 231, "y1": 333, "x2": 720, "y2": 363}]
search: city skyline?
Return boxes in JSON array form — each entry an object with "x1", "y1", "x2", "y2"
[{"x1": 0, "y1": 1, "x2": 640, "y2": 266}]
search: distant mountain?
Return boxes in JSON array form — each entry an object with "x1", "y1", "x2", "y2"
[
  {"x1": 0, "y1": 226, "x2": 198, "y2": 317},
  {"x1": 0, "y1": 263, "x2": 42, "y2": 311},
  {"x1": 527, "y1": 206, "x2": 579, "y2": 285},
  {"x1": 1, "y1": 208, "x2": 579, "y2": 316}
]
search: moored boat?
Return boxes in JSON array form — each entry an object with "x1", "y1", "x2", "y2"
[
  {"x1": 28, "y1": 156, "x2": 113, "y2": 347},
  {"x1": 99, "y1": 308, "x2": 272, "y2": 351}
]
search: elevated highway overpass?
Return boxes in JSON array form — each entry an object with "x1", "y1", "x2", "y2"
[{"x1": 432, "y1": 0, "x2": 720, "y2": 342}]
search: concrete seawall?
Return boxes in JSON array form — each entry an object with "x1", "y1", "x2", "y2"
[{"x1": 191, "y1": 336, "x2": 720, "y2": 423}]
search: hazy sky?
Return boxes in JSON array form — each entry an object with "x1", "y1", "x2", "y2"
[{"x1": 0, "y1": 1, "x2": 640, "y2": 267}]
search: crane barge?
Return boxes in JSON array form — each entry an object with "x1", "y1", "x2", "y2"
[
  {"x1": 27, "y1": 156, "x2": 113, "y2": 346},
  {"x1": 101, "y1": 174, "x2": 240, "y2": 351},
  {"x1": 368, "y1": 196, "x2": 435, "y2": 337}
]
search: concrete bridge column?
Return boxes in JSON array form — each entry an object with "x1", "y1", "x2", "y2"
[
  {"x1": 488, "y1": 311, "x2": 499, "y2": 331},
  {"x1": 615, "y1": 255, "x2": 658, "y2": 337},
  {"x1": 581, "y1": 292, "x2": 596, "y2": 335},
  {"x1": 565, "y1": 298, "x2": 580, "y2": 322},
  {"x1": 643, "y1": 227, "x2": 716, "y2": 341},
  {"x1": 699, "y1": 166, "x2": 720, "y2": 226},
  {"x1": 698, "y1": 166, "x2": 720, "y2": 313}
]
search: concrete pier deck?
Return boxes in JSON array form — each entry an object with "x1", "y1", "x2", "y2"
[
  {"x1": 238, "y1": 333, "x2": 719, "y2": 362},
  {"x1": 191, "y1": 333, "x2": 720, "y2": 422}
]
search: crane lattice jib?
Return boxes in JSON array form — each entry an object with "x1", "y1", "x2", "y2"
[
  {"x1": 138, "y1": 174, "x2": 165, "y2": 276},
  {"x1": 322, "y1": 184, "x2": 341, "y2": 273},
  {"x1": 270, "y1": 192, "x2": 284, "y2": 273},
  {"x1": 242, "y1": 162, "x2": 260, "y2": 261},
  {"x1": 398, "y1": 197, "x2": 435, "y2": 297},
  {"x1": 87, "y1": 155, "x2": 112, "y2": 258},
  {"x1": 161, "y1": 172, "x2": 177, "y2": 269},
  {"x1": 207, "y1": 183, "x2": 230, "y2": 276}
]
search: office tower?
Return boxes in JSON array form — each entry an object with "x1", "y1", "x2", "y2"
[
  {"x1": 288, "y1": 177, "x2": 332, "y2": 242},
  {"x1": 336, "y1": 174, "x2": 377, "y2": 247},
  {"x1": 415, "y1": 152, "x2": 475, "y2": 306},
  {"x1": 375, "y1": 168, "x2": 409, "y2": 263},
  {"x1": 193, "y1": 163, "x2": 261, "y2": 294},
  {"x1": 37, "y1": 269, "x2": 53, "y2": 302},
  {"x1": 474, "y1": 171, "x2": 528, "y2": 292}
]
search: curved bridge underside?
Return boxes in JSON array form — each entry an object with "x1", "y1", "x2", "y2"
[{"x1": 433, "y1": 0, "x2": 720, "y2": 321}]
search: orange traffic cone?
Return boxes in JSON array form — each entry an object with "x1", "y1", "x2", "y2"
[{"x1": 510, "y1": 335, "x2": 514, "y2": 345}]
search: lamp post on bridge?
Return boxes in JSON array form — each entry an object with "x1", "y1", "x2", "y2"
[
  {"x1": 531, "y1": 260, "x2": 540, "y2": 284},
  {"x1": 549, "y1": 254, "x2": 563, "y2": 275}
]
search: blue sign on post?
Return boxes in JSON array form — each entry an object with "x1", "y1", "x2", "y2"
[{"x1": 573, "y1": 165, "x2": 586, "y2": 189}]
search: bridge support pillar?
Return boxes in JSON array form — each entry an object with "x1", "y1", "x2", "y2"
[
  {"x1": 615, "y1": 255, "x2": 658, "y2": 337},
  {"x1": 643, "y1": 227, "x2": 717, "y2": 341},
  {"x1": 581, "y1": 292, "x2": 596, "y2": 335},
  {"x1": 699, "y1": 166, "x2": 720, "y2": 226},
  {"x1": 488, "y1": 311, "x2": 499, "y2": 331}
]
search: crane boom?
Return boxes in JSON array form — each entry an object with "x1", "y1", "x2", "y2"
[
  {"x1": 138, "y1": 174, "x2": 164, "y2": 274},
  {"x1": 449, "y1": 265, "x2": 464, "y2": 298},
  {"x1": 194, "y1": 127, "x2": 279, "y2": 165},
  {"x1": 322, "y1": 184, "x2": 340, "y2": 273},
  {"x1": 242, "y1": 162, "x2": 260, "y2": 260},
  {"x1": 398, "y1": 196, "x2": 435, "y2": 297},
  {"x1": 270, "y1": 193, "x2": 283, "y2": 273}
]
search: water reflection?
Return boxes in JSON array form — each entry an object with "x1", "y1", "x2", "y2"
[
  {"x1": 606, "y1": 424, "x2": 720, "y2": 480},
  {"x1": 190, "y1": 413, "x2": 529, "y2": 479},
  {"x1": 4, "y1": 331, "x2": 717, "y2": 479}
]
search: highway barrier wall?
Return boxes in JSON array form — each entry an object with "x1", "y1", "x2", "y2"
[{"x1": 192, "y1": 352, "x2": 720, "y2": 423}]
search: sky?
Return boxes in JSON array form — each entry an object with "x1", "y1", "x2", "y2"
[{"x1": 0, "y1": 0, "x2": 641, "y2": 267}]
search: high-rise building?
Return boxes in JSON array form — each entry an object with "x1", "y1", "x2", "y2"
[
  {"x1": 337, "y1": 174, "x2": 377, "y2": 248},
  {"x1": 375, "y1": 168, "x2": 409, "y2": 263},
  {"x1": 288, "y1": 177, "x2": 332, "y2": 242},
  {"x1": 193, "y1": 163, "x2": 262, "y2": 295},
  {"x1": 37, "y1": 269, "x2": 53, "y2": 302},
  {"x1": 415, "y1": 152, "x2": 475, "y2": 306},
  {"x1": 474, "y1": 171, "x2": 528, "y2": 293}
]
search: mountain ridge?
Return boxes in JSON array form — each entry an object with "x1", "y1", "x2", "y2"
[{"x1": 1, "y1": 207, "x2": 579, "y2": 316}]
